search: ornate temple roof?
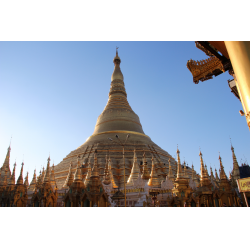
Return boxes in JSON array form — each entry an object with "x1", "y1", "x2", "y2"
[{"x1": 186, "y1": 41, "x2": 232, "y2": 84}]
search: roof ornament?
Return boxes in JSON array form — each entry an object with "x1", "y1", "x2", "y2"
[
  {"x1": 176, "y1": 144, "x2": 180, "y2": 154},
  {"x1": 17, "y1": 162, "x2": 24, "y2": 185}
]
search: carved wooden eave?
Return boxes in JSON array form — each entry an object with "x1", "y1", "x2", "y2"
[
  {"x1": 187, "y1": 41, "x2": 232, "y2": 84},
  {"x1": 187, "y1": 56, "x2": 225, "y2": 84}
]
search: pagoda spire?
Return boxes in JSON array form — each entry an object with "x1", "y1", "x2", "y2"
[
  {"x1": 205, "y1": 164, "x2": 209, "y2": 176},
  {"x1": 41, "y1": 167, "x2": 45, "y2": 183},
  {"x1": 183, "y1": 161, "x2": 187, "y2": 178},
  {"x1": 74, "y1": 156, "x2": 82, "y2": 182},
  {"x1": 210, "y1": 167, "x2": 215, "y2": 181},
  {"x1": 210, "y1": 166, "x2": 219, "y2": 188},
  {"x1": 141, "y1": 152, "x2": 150, "y2": 180},
  {"x1": 206, "y1": 164, "x2": 210, "y2": 180},
  {"x1": 199, "y1": 151, "x2": 210, "y2": 187},
  {"x1": 111, "y1": 48, "x2": 123, "y2": 82},
  {"x1": 44, "y1": 156, "x2": 51, "y2": 183},
  {"x1": 108, "y1": 157, "x2": 118, "y2": 188},
  {"x1": 65, "y1": 161, "x2": 74, "y2": 187},
  {"x1": 50, "y1": 163, "x2": 57, "y2": 188},
  {"x1": 92, "y1": 49, "x2": 144, "y2": 136},
  {"x1": 215, "y1": 168, "x2": 219, "y2": 182},
  {"x1": 231, "y1": 144, "x2": 240, "y2": 180},
  {"x1": 199, "y1": 151, "x2": 206, "y2": 178},
  {"x1": 219, "y1": 154, "x2": 227, "y2": 180},
  {"x1": 36, "y1": 170, "x2": 43, "y2": 189},
  {"x1": 176, "y1": 146, "x2": 183, "y2": 179},
  {"x1": 8, "y1": 162, "x2": 16, "y2": 186},
  {"x1": 17, "y1": 162, "x2": 24, "y2": 185},
  {"x1": 24, "y1": 172, "x2": 29, "y2": 187},
  {"x1": 2, "y1": 145, "x2": 11, "y2": 169},
  {"x1": 148, "y1": 156, "x2": 161, "y2": 187},
  {"x1": 1, "y1": 145, "x2": 11, "y2": 183},
  {"x1": 28, "y1": 169, "x2": 37, "y2": 191},
  {"x1": 127, "y1": 148, "x2": 141, "y2": 185}
]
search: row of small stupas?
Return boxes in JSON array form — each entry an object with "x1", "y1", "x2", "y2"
[{"x1": 0, "y1": 142, "x2": 243, "y2": 207}]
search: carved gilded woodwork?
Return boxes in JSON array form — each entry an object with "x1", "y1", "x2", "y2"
[
  {"x1": 31, "y1": 182, "x2": 58, "y2": 207},
  {"x1": 187, "y1": 56, "x2": 224, "y2": 84}
]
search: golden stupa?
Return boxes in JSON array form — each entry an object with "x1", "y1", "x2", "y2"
[
  {"x1": 53, "y1": 49, "x2": 177, "y2": 190},
  {"x1": 0, "y1": 49, "x2": 244, "y2": 207}
]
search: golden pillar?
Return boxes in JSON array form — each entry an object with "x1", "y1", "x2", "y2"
[{"x1": 225, "y1": 41, "x2": 250, "y2": 129}]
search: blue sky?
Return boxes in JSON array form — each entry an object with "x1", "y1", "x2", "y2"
[{"x1": 1, "y1": 41, "x2": 249, "y2": 180}]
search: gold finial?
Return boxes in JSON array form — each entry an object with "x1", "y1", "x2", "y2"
[
  {"x1": 176, "y1": 144, "x2": 180, "y2": 154},
  {"x1": 218, "y1": 151, "x2": 221, "y2": 161},
  {"x1": 199, "y1": 146, "x2": 202, "y2": 157},
  {"x1": 116, "y1": 46, "x2": 119, "y2": 55}
]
